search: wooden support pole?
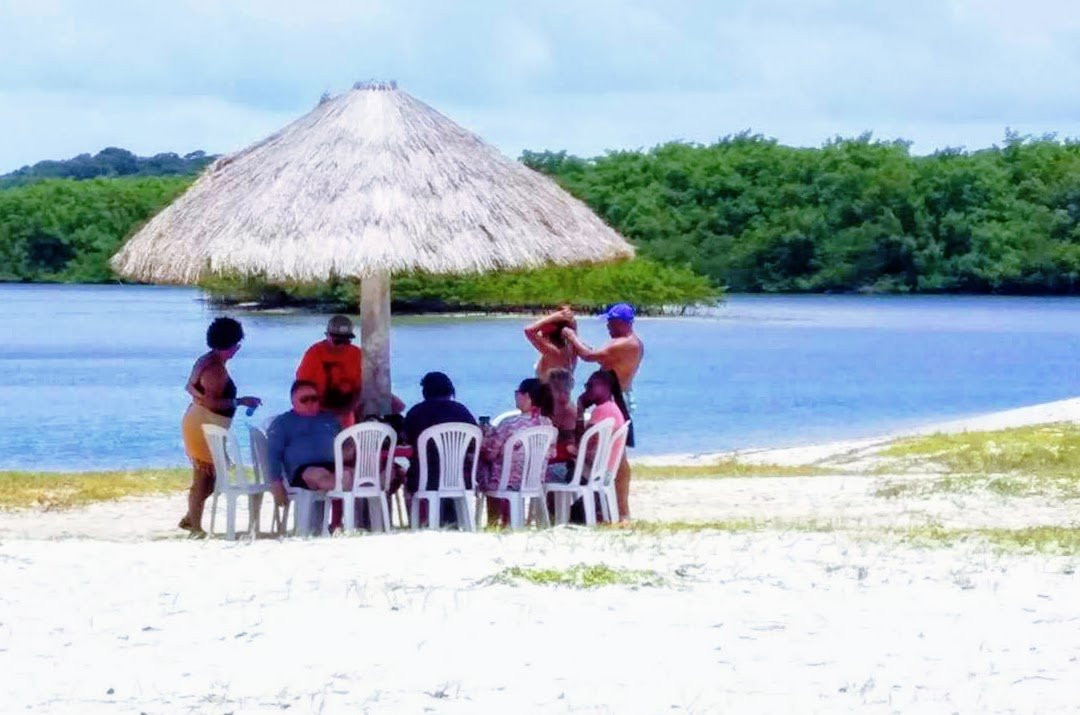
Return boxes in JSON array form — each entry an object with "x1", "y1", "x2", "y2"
[{"x1": 360, "y1": 270, "x2": 392, "y2": 417}]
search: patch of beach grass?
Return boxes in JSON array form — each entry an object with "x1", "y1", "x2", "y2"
[
  {"x1": 982, "y1": 526, "x2": 1080, "y2": 555},
  {"x1": 874, "y1": 424, "x2": 1080, "y2": 499},
  {"x1": 882, "y1": 423, "x2": 1080, "y2": 477},
  {"x1": 0, "y1": 469, "x2": 190, "y2": 511},
  {"x1": 894, "y1": 525, "x2": 1080, "y2": 556},
  {"x1": 489, "y1": 563, "x2": 664, "y2": 588},
  {"x1": 634, "y1": 459, "x2": 832, "y2": 480},
  {"x1": 623, "y1": 519, "x2": 836, "y2": 535}
]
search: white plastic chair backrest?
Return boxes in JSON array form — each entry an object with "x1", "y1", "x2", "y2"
[
  {"x1": 334, "y1": 421, "x2": 397, "y2": 493},
  {"x1": 601, "y1": 420, "x2": 631, "y2": 486},
  {"x1": 202, "y1": 424, "x2": 253, "y2": 489},
  {"x1": 497, "y1": 424, "x2": 557, "y2": 493},
  {"x1": 569, "y1": 418, "x2": 614, "y2": 486},
  {"x1": 491, "y1": 410, "x2": 520, "y2": 428},
  {"x1": 248, "y1": 426, "x2": 275, "y2": 484},
  {"x1": 417, "y1": 422, "x2": 481, "y2": 493}
]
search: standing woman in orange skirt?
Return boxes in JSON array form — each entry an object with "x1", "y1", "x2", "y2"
[{"x1": 179, "y1": 317, "x2": 261, "y2": 534}]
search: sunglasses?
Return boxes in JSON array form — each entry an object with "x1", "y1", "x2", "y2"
[
  {"x1": 329, "y1": 335, "x2": 353, "y2": 344},
  {"x1": 297, "y1": 395, "x2": 320, "y2": 404}
]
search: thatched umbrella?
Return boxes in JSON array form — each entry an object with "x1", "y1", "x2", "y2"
[{"x1": 111, "y1": 81, "x2": 634, "y2": 415}]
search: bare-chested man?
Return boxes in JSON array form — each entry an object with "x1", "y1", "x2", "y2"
[{"x1": 562, "y1": 303, "x2": 644, "y2": 521}]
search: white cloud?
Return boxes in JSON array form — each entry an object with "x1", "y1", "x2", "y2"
[
  {"x1": 0, "y1": 0, "x2": 1078, "y2": 171},
  {"x1": 0, "y1": 91, "x2": 298, "y2": 170}
]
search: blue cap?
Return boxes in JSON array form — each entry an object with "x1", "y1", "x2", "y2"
[{"x1": 601, "y1": 303, "x2": 635, "y2": 323}]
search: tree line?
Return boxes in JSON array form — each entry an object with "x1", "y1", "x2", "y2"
[
  {"x1": 5, "y1": 132, "x2": 1080, "y2": 306},
  {"x1": 0, "y1": 147, "x2": 215, "y2": 189},
  {"x1": 523, "y1": 131, "x2": 1080, "y2": 293},
  {"x1": 0, "y1": 173, "x2": 714, "y2": 311}
]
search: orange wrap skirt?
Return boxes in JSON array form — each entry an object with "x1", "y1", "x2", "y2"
[{"x1": 181, "y1": 403, "x2": 232, "y2": 465}]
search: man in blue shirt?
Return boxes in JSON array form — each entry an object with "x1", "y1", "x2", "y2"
[{"x1": 267, "y1": 380, "x2": 342, "y2": 508}]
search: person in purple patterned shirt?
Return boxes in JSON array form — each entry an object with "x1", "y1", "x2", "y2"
[{"x1": 477, "y1": 378, "x2": 555, "y2": 526}]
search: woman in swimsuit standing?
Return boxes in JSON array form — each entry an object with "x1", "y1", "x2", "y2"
[
  {"x1": 523, "y1": 306, "x2": 578, "y2": 381},
  {"x1": 179, "y1": 317, "x2": 261, "y2": 534}
]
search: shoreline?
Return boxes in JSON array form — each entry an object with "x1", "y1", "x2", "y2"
[
  {"x1": 4, "y1": 395, "x2": 1080, "y2": 475},
  {"x1": 633, "y1": 395, "x2": 1080, "y2": 468}
]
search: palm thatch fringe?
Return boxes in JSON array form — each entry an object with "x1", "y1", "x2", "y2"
[{"x1": 111, "y1": 84, "x2": 634, "y2": 284}]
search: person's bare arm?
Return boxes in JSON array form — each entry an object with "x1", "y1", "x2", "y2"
[
  {"x1": 524, "y1": 328, "x2": 563, "y2": 358},
  {"x1": 525, "y1": 307, "x2": 574, "y2": 333},
  {"x1": 524, "y1": 308, "x2": 574, "y2": 357},
  {"x1": 185, "y1": 357, "x2": 208, "y2": 403},
  {"x1": 562, "y1": 328, "x2": 629, "y2": 364}
]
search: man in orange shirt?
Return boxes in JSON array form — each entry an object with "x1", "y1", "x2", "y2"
[{"x1": 296, "y1": 315, "x2": 405, "y2": 426}]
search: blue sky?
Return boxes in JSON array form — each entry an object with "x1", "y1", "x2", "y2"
[{"x1": 1, "y1": 0, "x2": 1079, "y2": 172}]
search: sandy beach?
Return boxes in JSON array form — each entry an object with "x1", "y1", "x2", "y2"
[
  {"x1": 635, "y1": 395, "x2": 1080, "y2": 468},
  {"x1": 2, "y1": 398, "x2": 1079, "y2": 712}
]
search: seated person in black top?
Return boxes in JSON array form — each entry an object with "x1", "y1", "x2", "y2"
[{"x1": 403, "y1": 371, "x2": 478, "y2": 494}]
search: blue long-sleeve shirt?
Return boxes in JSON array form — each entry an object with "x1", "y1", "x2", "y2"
[{"x1": 265, "y1": 410, "x2": 341, "y2": 483}]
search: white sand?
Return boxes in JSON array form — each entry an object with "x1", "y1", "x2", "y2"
[
  {"x1": 1, "y1": 471, "x2": 1075, "y2": 543},
  {"x1": 2, "y1": 530, "x2": 1077, "y2": 712},
  {"x1": 3, "y1": 398, "x2": 1080, "y2": 711}
]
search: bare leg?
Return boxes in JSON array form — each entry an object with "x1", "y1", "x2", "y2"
[
  {"x1": 302, "y1": 467, "x2": 343, "y2": 530},
  {"x1": 615, "y1": 454, "x2": 631, "y2": 521},
  {"x1": 181, "y1": 460, "x2": 215, "y2": 532},
  {"x1": 269, "y1": 480, "x2": 287, "y2": 508},
  {"x1": 485, "y1": 496, "x2": 503, "y2": 528}
]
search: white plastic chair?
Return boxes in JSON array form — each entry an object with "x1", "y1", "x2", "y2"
[
  {"x1": 410, "y1": 422, "x2": 481, "y2": 531},
  {"x1": 202, "y1": 424, "x2": 272, "y2": 540},
  {"x1": 587, "y1": 420, "x2": 631, "y2": 525},
  {"x1": 543, "y1": 418, "x2": 614, "y2": 526},
  {"x1": 248, "y1": 425, "x2": 327, "y2": 538},
  {"x1": 491, "y1": 410, "x2": 520, "y2": 427},
  {"x1": 323, "y1": 422, "x2": 396, "y2": 535},
  {"x1": 471, "y1": 411, "x2": 522, "y2": 526},
  {"x1": 480, "y1": 425, "x2": 556, "y2": 529},
  {"x1": 247, "y1": 425, "x2": 284, "y2": 535}
]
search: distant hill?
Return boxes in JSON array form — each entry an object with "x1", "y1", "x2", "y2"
[{"x1": 0, "y1": 147, "x2": 217, "y2": 189}]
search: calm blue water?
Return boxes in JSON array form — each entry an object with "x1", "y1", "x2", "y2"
[{"x1": 2, "y1": 284, "x2": 1080, "y2": 470}]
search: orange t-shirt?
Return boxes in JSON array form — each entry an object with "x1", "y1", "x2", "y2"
[{"x1": 296, "y1": 341, "x2": 363, "y2": 410}]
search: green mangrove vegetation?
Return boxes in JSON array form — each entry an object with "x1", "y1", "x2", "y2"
[
  {"x1": 6, "y1": 132, "x2": 1080, "y2": 308},
  {"x1": 524, "y1": 132, "x2": 1080, "y2": 294},
  {"x1": 0, "y1": 176, "x2": 193, "y2": 282},
  {"x1": 198, "y1": 258, "x2": 717, "y2": 313},
  {"x1": 0, "y1": 147, "x2": 214, "y2": 189}
]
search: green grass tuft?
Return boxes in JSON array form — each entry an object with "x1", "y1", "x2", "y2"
[
  {"x1": 875, "y1": 424, "x2": 1080, "y2": 500},
  {"x1": 0, "y1": 469, "x2": 190, "y2": 511},
  {"x1": 894, "y1": 525, "x2": 1080, "y2": 556},
  {"x1": 882, "y1": 423, "x2": 1080, "y2": 476},
  {"x1": 634, "y1": 459, "x2": 832, "y2": 480},
  {"x1": 489, "y1": 563, "x2": 664, "y2": 588},
  {"x1": 623, "y1": 519, "x2": 836, "y2": 534}
]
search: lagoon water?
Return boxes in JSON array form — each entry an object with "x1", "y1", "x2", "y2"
[{"x1": 2, "y1": 284, "x2": 1080, "y2": 470}]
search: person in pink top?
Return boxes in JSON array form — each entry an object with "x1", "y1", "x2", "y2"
[
  {"x1": 546, "y1": 369, "x2": 626, "y2": 482},
  {"x1": 579, "y1": 370, "x2": 627, "y2": 473}
]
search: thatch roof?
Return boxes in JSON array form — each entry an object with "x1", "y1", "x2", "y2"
[{"x1": 111, "y1": 81, "x2": 634, "y2": 283}]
